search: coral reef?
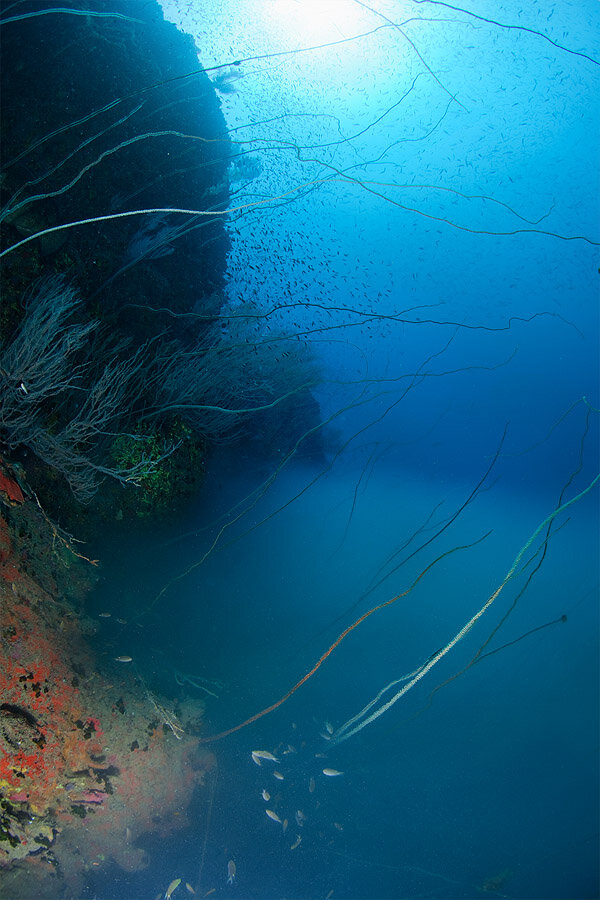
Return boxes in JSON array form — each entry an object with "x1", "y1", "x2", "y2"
[{"x1": 0, "y1": 469, "x2": 215, "y2": 898}]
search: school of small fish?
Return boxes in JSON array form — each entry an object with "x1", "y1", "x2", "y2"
[
  {"x1": 155, "y1": 724, "x2": 342, "y2": 896},
  {"x1": 249, "y1": 723, "x2": 346, "y2": 854}
]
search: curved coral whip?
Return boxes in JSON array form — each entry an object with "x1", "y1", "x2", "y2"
[
  {"x1": 200, "y1": 470, "x2": 599, "y2": 744},
  {"x1": 198, "y1": 541, "x2": 476, "y2": 742}
]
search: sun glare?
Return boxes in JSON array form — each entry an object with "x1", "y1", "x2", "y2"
[{"x1": 271, "y1": 0, "x2": 374, "y2": 46}]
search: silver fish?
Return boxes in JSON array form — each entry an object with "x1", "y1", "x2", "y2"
[
  {"x1": 227, "y1": 859, "x2": 236, "y2": 884},
  {"x1": 252, "y1": 750, "x2": 279, "y2": 762},
  {"x1": 322, "y1": 768, "x2": 343, "y2": 777},
  {"x1": 265, "y1": 809, "x2": 282, "y2": 824},
  {"x1": 164, "y1": 878, "x2": 181, "y2": 900},
  {"x1": 261, "y1": 789, "x2": 270, "y2": 801}
]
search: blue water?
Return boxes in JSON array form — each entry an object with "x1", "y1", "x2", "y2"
[
  {"x1": 80, "y1": 0, "x2": 600, "y2": 897},
  {"x1": 92, "y1": 456, "x2": 598, "y2": 899}
]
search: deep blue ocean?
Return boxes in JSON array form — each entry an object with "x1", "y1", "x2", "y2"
[
  {"x1": 92, "y1": 1, "x2": 599, "y2": 898},
  {"x1": 8, "y1": 1, "x2": 597, "y2": 898},
  {"x1": 133, "y1": 3, "x2": 599, "y2": 897}
]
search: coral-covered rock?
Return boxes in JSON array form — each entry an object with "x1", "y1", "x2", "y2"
[{"x1": 0, "y1": 494, "x2": 215, "y2": 898}]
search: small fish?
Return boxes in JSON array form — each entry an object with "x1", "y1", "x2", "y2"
[
  {"x1": 322, "y1": 768, "x2": 343, "y2": 777},
  {"x1": 295, "y1": 809, "x2": 306, "y2": 827},
  {"x1": 261, "y1": 789, "x2": 270, "y2": 801},
  {"x1": 325, "y1": 721, "x2": 334, "y2": 735},
  {"x1": 290, "y1": 834, "x2": 302, "y2": 850},
  {"x1": 114, "y1": 655, "x2": 133, "y2": 663},
  {"x1": 164, "y1": 878, "x2": 181, "y2": 900},
  {"x1": 333, "y1": 822, "x2": 344, "y2": 832},
  {"x1": 273, "y1": 771, "x2": 284, "y2": 780},
  {"x1": 99, "y1": 612, "x2": 111, "y2": 618},
  {"x1": 116, "y1": 618, "x2": 128, "y2": 625},
  {"x1": 185, "y1": 885, "x2": 196, "y2": 895},
  {"x1": 265, "y1": 809, "x2": 282, "y2": 824},
  {"x1": 309, "y1": 777, "x2": 316, "y2": 793},
  {"x1": 315, "y1": 752, "x2": 327, "y2": 758},
  {"x1": 227, "y1": 860, "x2": 236, "y2": 884},
  {"x1": 282, "y1": 818, "x2": 288, "y2": 833},
  {"x1": 251, "y1": 750, "x2": 279, "y2": 763}
]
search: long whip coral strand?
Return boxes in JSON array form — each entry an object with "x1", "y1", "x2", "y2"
[
  {"x1": 198, "y1": 541, "x2": 478, "y2": 743},
  {"x1": 329, "y1": 472, "x2": 600, "y2": 745},
  {"x1": 199, "y1": 474, "x2": 598, "y2": 744}
]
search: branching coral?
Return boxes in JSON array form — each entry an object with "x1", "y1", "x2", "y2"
[
  {"x1": 0, "y1": 276, "x2": 322, "y2": 506},
  {"x1": 0, "y1": 277, "x2": 164, "y2": 502}
]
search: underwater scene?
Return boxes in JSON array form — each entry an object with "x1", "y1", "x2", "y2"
[{"x1": 0, "y1": 1, "x2": 598, "y2": 898}]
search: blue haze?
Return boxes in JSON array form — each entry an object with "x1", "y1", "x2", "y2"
[{"x1": 89, "y1": 1, "x2": 599, "y2": 898}]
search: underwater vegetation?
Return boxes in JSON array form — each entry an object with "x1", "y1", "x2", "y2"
[
  {"x1": 0, "y1": 463, "x2": 215, "y2": 897},
  {"x1": 0, "y1": 0, "x2": 321, "y2": 522},
  {"x1": 0, "y1": 0, "x2": 598, "y2": 898}
]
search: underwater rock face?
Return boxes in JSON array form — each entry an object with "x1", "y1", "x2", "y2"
[
  {"x1": 0, "y1": 495, "x2": 215, "y2": 898},
  {"x1": 0, "y1": 458, "x2": 25, "y2": 506}
]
